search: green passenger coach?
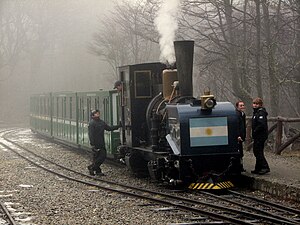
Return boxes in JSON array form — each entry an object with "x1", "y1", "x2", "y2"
[{"x1": 30, "y1": 90, "x2": 121, "y2": 157}]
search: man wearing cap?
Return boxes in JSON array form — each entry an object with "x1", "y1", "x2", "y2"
[
  {"x1": 88, "y1": 109, "x2": 120, "y2": 176},
  {"x1": 114, "y1": 80, "x2": 122, "y2": 92}
]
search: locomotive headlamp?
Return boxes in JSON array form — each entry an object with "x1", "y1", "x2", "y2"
[
  {"x1": 204, "y1": 98, "x2": 215, "y2": 109},
  {"x1": 200, "y1": 89, "x2": 216, "y2": 110}
]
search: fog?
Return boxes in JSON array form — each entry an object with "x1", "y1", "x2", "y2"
[
  {"x1": 0, "y1": 1, "x2": 116, "y2": 123},
  {"x1": 1, "y1": 0, "x2": 299, "y2": 125}
]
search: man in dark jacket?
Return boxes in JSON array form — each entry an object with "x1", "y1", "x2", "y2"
[
  {"x1": 251, "y1": 98, "x2": 270, "y2": 175},
  {"x1": 236, "y1": 101, "x2": 246, "y2": 172},
  {"x1": 88, "y1": 109, "x2": 120, "y2": 176}
]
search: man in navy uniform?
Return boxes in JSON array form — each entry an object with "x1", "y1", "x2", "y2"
[
  {"x1": 251, "y1": 98, "x2": 270, "y2": 175},
  {"x1": 236, "y1": 100, "x2": 246, "y2": 172},
  {"x1": 88, "y1": 109, "x2": 120, "y2": 176}
]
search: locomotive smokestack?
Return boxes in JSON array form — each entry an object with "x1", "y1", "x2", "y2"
[{"x1": 174, "y1": 40, "x2": 194, "y2": 97}]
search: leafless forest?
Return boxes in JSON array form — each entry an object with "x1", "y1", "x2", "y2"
[{"x1": 0, "y1": 0, "x2": 299, "y2": 123}]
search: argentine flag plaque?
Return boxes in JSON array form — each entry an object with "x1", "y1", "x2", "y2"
[{"x1": 189, "y1": 117, "x2": 228, "y2": 147}]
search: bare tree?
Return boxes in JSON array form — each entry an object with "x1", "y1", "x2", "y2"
[
  {"x1": 88, "y1": 0, "x2": 299, "y2": 119},
  {"x1": 272, "y1": 0, "x2": 300, "y2": 117},
  {"x1": 0, "y1": 1, "x2": 31, "y2": 82},
  {"x1": 295, "y1": 0, "x2": 300, "y2": 113},
  {"x1": 240, "y1": 0, "x2": 252, "y2": 96},
  {"x1": 89, "y1": 0, "x2": 160, "y2": 75},
  {"x1": 261, "y1": 0, "x2": 279, "y2": 116},
  {"x1": 179, "y1": 1, "x2": 254, "y2": 107},
  {"x1": 89, "y1": 18, "x2": 130, "y2": 78},
  {"x1": 254, "y1": 0, "x2": 263, "y2": 98}
]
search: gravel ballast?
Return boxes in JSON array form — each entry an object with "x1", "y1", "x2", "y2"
[{"x1": 0, "y1": 129, "x2": 200, "y2": 225}]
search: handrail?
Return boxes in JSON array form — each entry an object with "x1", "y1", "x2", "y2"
[{"x1": 245, "y1": 116, "x2": 300, "y2": 155}]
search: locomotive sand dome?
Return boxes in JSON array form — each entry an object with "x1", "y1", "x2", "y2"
[{"x1": 162, "y1": 69, "x2": 177, "y2": 100}]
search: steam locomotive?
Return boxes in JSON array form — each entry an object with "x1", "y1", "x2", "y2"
[
  {"x1": 30, "y1": 40, "x2": 242, "y2": 190},
  {"x1": 116, "y1": 41, "x2": 241, "y2": 188}
]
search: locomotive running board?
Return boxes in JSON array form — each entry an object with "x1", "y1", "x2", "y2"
[{"x1": 188, "y1": 181, "x2": 234, "y2": 190}]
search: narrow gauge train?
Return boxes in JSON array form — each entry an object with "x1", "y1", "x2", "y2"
[{"x1": 30, "y1": 41, "x2": 242, "y2": 190}]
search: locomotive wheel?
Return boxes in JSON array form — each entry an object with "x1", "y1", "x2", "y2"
[{"x1": 125, "y1": 151, "x2": 149, "y2": 178}]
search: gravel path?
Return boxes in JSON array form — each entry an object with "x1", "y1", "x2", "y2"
[
  {"x1": 0, "y1": 129, "x2": 199, "y2": 225},
  {"x1": 1, "y1": 128, "x2": 299, "y2": 224}
]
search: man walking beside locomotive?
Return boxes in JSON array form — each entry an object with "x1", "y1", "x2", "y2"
[
  {"x1": 251, "y1": 98, "x2": 270, "y2": 175},
  {"x1": 88, "y1": 109, "x2": 120, "y2": 176},
  {"x1": 236, "y1": 101, "x2": 246, "y2": 172}
]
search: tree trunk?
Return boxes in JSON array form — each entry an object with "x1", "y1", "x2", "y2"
[
  {"x1": 241, "y1": 0, "x2": 253, "y2": 113},
  {"x1": 296, "y1": 0, "x2": 300, "y2": 113},
  {"x1": 262, "y1": 0, "x2": 279, "y2": 116},
  {"x1": 223, "y1": 0, "x2": 251, "y2": 105},
  {"x1": 254, "y1": 0, "x2": 263, "y2": 98}
]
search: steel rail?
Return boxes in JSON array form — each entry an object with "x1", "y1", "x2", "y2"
[
  {"x1": 2, "y1": 129, "x2": 299, "y2": 225},
  {"x1": 228, "y1": 190, "x2": 300, "y2": 215},
  {"x1": 0, "y1": 202, "x2": 18, "y2": 225},
  {"x1": 0, "y1": 139, "x2": 253, "y2": 225},
  {"x1": 197, "y1": 190, "x2": 299, "y2": 224}
]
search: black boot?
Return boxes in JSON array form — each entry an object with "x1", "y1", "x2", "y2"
[
  {"x1": 95, "y1": 168, "x2": 105, "y2": 176},
  {"x1": 258, "y1": 169, "x2": 270, "y2": 175},
  {"x1": 88, "y1": 165, "x2": 95, "y2": 176}
]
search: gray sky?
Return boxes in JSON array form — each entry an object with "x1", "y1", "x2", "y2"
[{"x1": 0, "y1": 0, "x2": 116, "y2": 122}]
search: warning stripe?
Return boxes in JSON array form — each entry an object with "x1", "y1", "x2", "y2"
[
  {"x1": 189, "y1": 181, "x2": 234, "y2": 190},
  {"x1": 188, "y1": 183, "x2": 195, "y2": 189}
]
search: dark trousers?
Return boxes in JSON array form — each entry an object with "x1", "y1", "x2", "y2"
[
  {"x1": 253, "y1": 138, "x2": 269, "y2": 171},
  {"x1": 238, "y1": 141, "x2": 245, "y2": 170},
  {"x1": 238, "y1": 141, "x2": 244, "y2": 158},
  {"x1": 90, "y1": 148, "x2": 107, "y2": 172}
]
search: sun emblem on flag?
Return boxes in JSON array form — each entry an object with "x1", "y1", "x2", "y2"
[{"x1": 205, "y1": 128, "x2": 213, "y2": 136}]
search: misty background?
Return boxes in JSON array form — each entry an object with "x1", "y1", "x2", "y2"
[{"x1": 0, "y1": 0, "x2": 299, "y2": 124}]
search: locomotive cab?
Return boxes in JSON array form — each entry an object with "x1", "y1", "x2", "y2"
[{"x1": 117, "y1": 62, "x2": 166, "y2": 148}]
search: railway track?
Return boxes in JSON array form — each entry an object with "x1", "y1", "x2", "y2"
[
  {"x1": 189, "y1": 190, "x2": 300, "y2": 224},
  {"x1": 0, "y1": 128, "x2": 32, "y2": 225},
  {"x1": 0, "y1": 201, "x2": 18, "y2": 225},
  {"x1": 1, "y1": 128, "x2": 300, "y2": 225}
]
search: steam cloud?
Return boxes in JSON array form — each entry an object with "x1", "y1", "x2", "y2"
[{"x1": 154, "y1": 0, "x2": 181, "y2": 65}]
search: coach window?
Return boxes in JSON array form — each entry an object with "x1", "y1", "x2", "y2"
[
  {"x1": 72, "y1": 96, "x2": 77, "y2": 121},
  {"x1": 43, "y1": 98, "x2": 46, "y2": 116},
  {"x1": 134, "y1": 71, "x2": 152, "y2": 98},
  {"x1": 103, "y1": 97, "x2": 109, "y2": 123},
  {"x1": 39, "y1": 98, "x2": 42, "y2": 116},
  {"x1": 58, "y1": 97, "x2": 61, "y2": 118},
  {"x1": 62, "y1": 97, "x2": 66, "y2": 119},
  {"x1": 87, "y1": 97, "x2": 91, "y2": 121},
  {"x1": 47, "y1": 97, "x2": 50, "y2": 117},
  {"x1": 94, "y1": 97, "x2": 99, "y2": 112},
  {"x1": 69, "y1": 97, "x2": 72, "y2": 120},
  {"x1": 56, "y1": 97, "x2": 59, "y2": 119},
  {"x1": 64, "y1": 97, "x2": 69, "y2": 119}
]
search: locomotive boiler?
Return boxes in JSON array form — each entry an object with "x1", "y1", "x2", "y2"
[{"x1": 117, "y1": 40, "x2": 241, "y2": 189}]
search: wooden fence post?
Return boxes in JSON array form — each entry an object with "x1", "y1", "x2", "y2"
[{"x1": 275, "y1": 118, "x2": 283, "y2": 153}]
